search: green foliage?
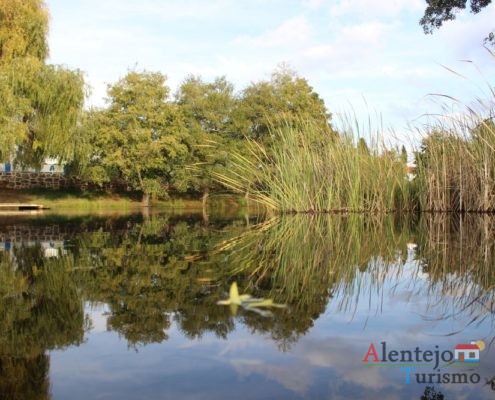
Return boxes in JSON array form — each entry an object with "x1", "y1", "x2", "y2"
[
  {"x1": 215, "y1": 119, "x2": 413, "y2": 213},
  {"x1": 420, "y1": 0, "x2": 493, "y2": 45},
  {"x1": 2, "y1": 212, "x2": 495, "y2": 358},
  {"x1": 0, "y1": 250, "x2": 86, "y2": 358},
  {"x1": 83, "y1": 71, "x2": 190, "y2": 201},
  {"x1": 234, "y1": 66, "x2": 333, "y2": 144},
  {"x1": 177, "y1": 75, "x2": 236, "y2": 137},
  {"x1": 0, "y1": 0, "x2": 49, "y2": 63},
  {"x1": 0, "y1": 0, "x2": 85, "y2": 167},
  {"x1": 415, "y1": 118, "x2": 495, "y2": 211},
  {"x1": 6, "y1": 61, "x2": 85, "y2": 167},
  {"x1": 0, "y1": 355, "x2": 50, "y2": 400},
  {"x1": 176, "y1": 75, "x2": 238, "y2": 195}
]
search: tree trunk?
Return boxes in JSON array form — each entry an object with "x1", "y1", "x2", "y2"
[
  {"x1": 202, "y1": 187, "x2": 209, "y2": 225},
  {"x1": 202, "y1": 187, "x2": 209, "y2": 210},
  {"x1": 141, "y1": 192, "x2": 150, "y2": 207}
]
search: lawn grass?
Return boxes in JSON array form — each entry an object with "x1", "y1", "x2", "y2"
[{"x1": 0, "y1": 189, "x2": 245, "y2": 215}]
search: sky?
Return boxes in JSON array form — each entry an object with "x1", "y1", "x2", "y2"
[{"x1": 45, "y1": 0, "x2": 495, "y2": 145}]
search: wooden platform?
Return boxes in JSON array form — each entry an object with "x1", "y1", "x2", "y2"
[{"x1": 0, "y1": 203, "x2": 48, "y2": 211}]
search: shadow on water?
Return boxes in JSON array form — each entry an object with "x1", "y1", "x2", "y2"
[{"x1": 0, "y1": 212, "x2": 494, "y2": 398}]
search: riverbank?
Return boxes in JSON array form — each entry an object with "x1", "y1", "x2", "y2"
[{"x1": 0, "y1": 189, "x2": 246, "y2": 215}]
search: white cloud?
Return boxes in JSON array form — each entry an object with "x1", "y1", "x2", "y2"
[
  {"x1": 340, "y1": 21, "x2": 393, "y2": 45},
  {"x1": 45, "y1": 0, "x2": 495, "y2": 133},
  {"x1": 231, "y1": 359, "x2": 313, "y2": 395},
  {"x1": 436, "y1": 7, "x2": 495, "y2": 60},
  {"x1": 234, "y1": 16, "x2": 313, "y2": 48},
  {"x1": 329, "y1": 0, "x2": 424, "y2": 19},
  {"x1": 301, "y1": 0, "x2": 325, "y2": 9},
  {"x1": 298, "y1": 21, "x2": 396, "y2": 74}
]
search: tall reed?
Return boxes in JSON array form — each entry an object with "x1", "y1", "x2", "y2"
[
  {"x1": 414, "y1": 55, "x2": 495, "y2": 213},
  {"x1": 415, "y1": 112, "x2": 495, "y2": 212},
  {"x1": 216, "y1": 120, "x2": 414, "y2": 213}
]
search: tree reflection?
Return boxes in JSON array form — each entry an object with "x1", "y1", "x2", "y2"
[
  {"x1": 421, "y1": 386, "x2": 445, "y2": 400},
  {"x1": 0, "y1": 248, "x2": 87, "y2": 400},
  {"x1": 0, "y1": 355, "x2": 50, "y2": 400},
  {"x1": 1, "y1": 211, "x2": 495, "y2": 396}
]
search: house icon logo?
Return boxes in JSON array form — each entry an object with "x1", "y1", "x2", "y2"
[{"x1": 454, "y1": 340, "x2": 485, "y2": 363}]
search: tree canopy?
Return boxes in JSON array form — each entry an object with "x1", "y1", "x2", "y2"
[
  {"x1": 83, "y1": 71, "x2": 190, "y2": 205},
  {"x1": 0, "y1": 0, "x2": 85, "y2": 168},
  {"x1": 175, "y1": 75, "x2": 239, "y2": 203},
  {"x1": 420, "y1": 0, "x2": 493, "y2": 45},
  {"x1": 234, "y1": 67, "x2": 333, "y2": 144},
  {"x1": 0, "y1": 0, "x2": 49, "y2": 63}
]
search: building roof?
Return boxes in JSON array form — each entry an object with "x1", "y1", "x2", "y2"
[{"x1": 455, "y1": 344, "x2": 479, "y2": 350}]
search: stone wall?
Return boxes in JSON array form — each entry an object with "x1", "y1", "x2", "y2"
[
  {"x1": 0, "y1": 172, "x2": 67, "y2": 190},
  {"x1": 0, "y1": 224, "x2": 66, "y2": 243},
  {"x1": 0, "y1": 172, "x2": 128, "y2": 192}
]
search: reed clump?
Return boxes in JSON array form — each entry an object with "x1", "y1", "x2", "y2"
[
  {"x1": 216, "y1": 120, "x2": 415, "y2": 213},
  {"x1": 415, "y1": 116, "x2": 495, "y2": 212}
]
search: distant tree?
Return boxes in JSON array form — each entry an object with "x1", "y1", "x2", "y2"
[
  {"x1": 0, "y1": 0, "x2": 85, "y2": 167},
  {"x1": 2, "y1": 63, "x2": 85, "y2": 167},
  {"x1": 420, "y1": 0, "x2": 493, "y2": 45},
  {"x1": 0, "y1": 0, "x2": 49, "y2": 62},
  {"x1": 421, "y1": 386, "x2": 444, "y2": 400},
  {"x1": 176, "y1": 75, "x2": 236, "y2": 137},
  {"x1": 176, "y1": 75, "x2": 239, "y2": 208},
  {"x1": 88, "y1": 71, "x2": 190, "y2": 206},
  {"x1": 234, "y1": 66, "x2": 333, "y2": 145}
]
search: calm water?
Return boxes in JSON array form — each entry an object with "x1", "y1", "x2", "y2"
[{"x1": 0, "y1": 212, "x2": 494, "y2": 399}]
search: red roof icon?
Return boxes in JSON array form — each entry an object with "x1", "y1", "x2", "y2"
[{"x1": 455, "y1": 344, "x2": 479, "y2": 350}]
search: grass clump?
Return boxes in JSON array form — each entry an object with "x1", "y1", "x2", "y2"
[
  {"x1": 415, "y1": 106, "x2": 495, "y2": 212},
  {"x1": 216, "y1": 120, "x2": 415, "y2": 213}
]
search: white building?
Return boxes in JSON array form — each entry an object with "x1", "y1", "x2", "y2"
[{"x1": 0, "y1": 157, "x2": 64, "y2": 173}]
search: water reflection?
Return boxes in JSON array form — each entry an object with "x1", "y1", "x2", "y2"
[{"x1": 0, "y1": 213, "x2": 494, "y2": 399}]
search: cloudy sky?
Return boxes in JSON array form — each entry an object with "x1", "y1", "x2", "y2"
[{"x1": 45, "y1": 0, "x2": 495, "y2": 142}]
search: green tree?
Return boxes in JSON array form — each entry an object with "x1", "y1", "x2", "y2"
[
  {"x1": 234, "y1": 67, "x2": 333, "y2": 144},
  {"x1": 176, "y1": 75, "x2": 236, "y2": 137},
  {"x1": 0, "y1": 0, "x2": 49, "y2": 62},
  {"x1": 5, "y1": 62, "x2": 85, "y2": 167},
  {"x1": 0, "y1": 0, "x2": 85, "y2": 167},
  {"x1": 176, "y1": 75, "x2": 240, "y2": 209},
  {"x1": 87, "y1": 71, "x2": 190, "y2": 205},
  {"x1": 420, "y1": 0, "x2": 493, "y2": 45}
]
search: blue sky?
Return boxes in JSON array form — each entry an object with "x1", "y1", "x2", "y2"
[{"x1": 45, "y1": 0, "x2": 495, "y2": 143}]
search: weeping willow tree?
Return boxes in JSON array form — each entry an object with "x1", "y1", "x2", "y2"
[{"x1": 0, "y1": 0, "x2": 85, "y2": 168}]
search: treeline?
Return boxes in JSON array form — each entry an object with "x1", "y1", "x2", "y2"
[
  {"x1": 69, "y1": 68, "x2": 334, "y2": 205},
  {"x1": 0, "y1": 2, "x2": 334, "y2": 206},
  {"x1": 2, "y1": 0, "x2": 494, "y2": 212}
]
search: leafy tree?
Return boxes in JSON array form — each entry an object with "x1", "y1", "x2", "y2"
[
  {"x1": 420, "y1": 0, "x2": 493, "y2": 45},
  {"x1": 234, "y1": 66, "x2": 333, "y2": 145},
  {"x1": 85, "y1": 71, "x2": 190, "y2": 205},
  {"x1": 176, "y1": 75, "x2": 236, "y2": 137},
  {"x1": 176, "y1": 75, "x2": 240, "y2": 207},
  {"x1": 0, "y1": 0, "x2": 85, "y2": 168},
  {"x1": 0, "y1": 0, "x2": 49, "y2": 62},
  {"x1": 228, "y1": 67, "x2": 335, "y2": 198},
  {"x1": 3, "y1": 62, "x2": 85, "y2": 167}
]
